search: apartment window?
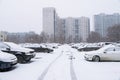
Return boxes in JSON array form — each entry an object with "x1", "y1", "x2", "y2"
[{"x1": 1, "y1": 35, "x2": 3, "y2": 38}]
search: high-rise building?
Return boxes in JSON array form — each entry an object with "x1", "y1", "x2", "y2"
[
  {"x1": 43, "y1": 7, "x2": 59, "y2": 42},
  {"x1": 0, "y1": 31, "x2": 7, "y2": 42},
  {"x1": 43, "y1": 7, "x2": 90, "y2": 43},
  {"x1": 78, "y1": 17, "x2": 90, "y2": 42},
  {"x1": 64, "y1": 17, "x2": 75, "y2": 42},
  {"x1": 94, "y1": 13, "x2": 120, "y2": 37},
  {"x1": 64, "y1": 17, "x2": 90, "y2": 42}
]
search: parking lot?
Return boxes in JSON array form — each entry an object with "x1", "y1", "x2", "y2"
[{"x1": 0, "y1": 44, "x2": 120, "y2": 80}]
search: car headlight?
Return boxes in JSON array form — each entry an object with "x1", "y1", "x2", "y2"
[{"x1": 85, "y1": 54, "x2": 92, "y2": 57}]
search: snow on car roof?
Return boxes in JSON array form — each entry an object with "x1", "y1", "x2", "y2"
[{"x1": 97, "y1": 44, "x2": 117, "y2": 51}]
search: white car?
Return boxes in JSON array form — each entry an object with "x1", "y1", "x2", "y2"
[
  {"x1": 0, "y1": 51, "x2": 17, "y2": 71},
  {"x1": 84, "y1": 44, "x2": 120, "y2": 62}
]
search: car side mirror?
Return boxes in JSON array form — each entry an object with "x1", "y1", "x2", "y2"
[
  {"x1": 104, "y1": 51, "x2": 106, "y2": 54},
  {"x1": 6, "y1": 48, "x2": 10, "y2": 51}
]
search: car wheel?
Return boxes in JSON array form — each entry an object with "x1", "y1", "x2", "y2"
[
  {"x1": 25, "y1": 57, "x2": 31, "y2": 62},
  {"x1": 47, "y1": 51, "x2": 50, "y2": 53},
  {"x1": 17, "y1": 55, "x2": 24, "y2": 63},
  {"x1": 92, "y1": 56, "x2": 100, "y2": 62}
]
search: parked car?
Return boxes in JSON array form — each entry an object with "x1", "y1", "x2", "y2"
[
  {"x1": 84, "y1": 44, "x2": 120, "y2": 62},
  {"x1": 0, "y1": 50, "x2": 17, "y2": 71},
  {"x1": 78, "y1": 46, "x2": 101, "y2": 51},
  {"x1": 22, "y1": 44, "x2": 54, "y2": 53},
  {"x1": 26, "y1": 46, "x2": 53, "y2": 53},
  {"x1": 0, "y1": 42, "x2": 35, "y2": 63}
]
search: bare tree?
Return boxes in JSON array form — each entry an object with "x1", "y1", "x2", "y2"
[
  {"x1": 7, "y1": 31, "x2": 41, "y2": 43},
  {"x1": 107, "y1": 24, "x2": 120, "y2": 42},
  {"x1": 87, "y1": 31, "x2": 102, "y2": 43},
  {"x1": 24, "y1": 32, "x2": 41, "y2": 43},
  {"x1": 39, "y1": 32, "x2": 49, "y2": 43}
]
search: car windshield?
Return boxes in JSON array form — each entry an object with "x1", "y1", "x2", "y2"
[
  {"x1": 97, "y1": 44, "x2": 115, "y2": 52},
  {"x1": 0, "y1": 42, "x2": 10, "y2": 50},
  {"x1": 4, "y1": 42, "x2": 22, "y2": 49},
  {"x1": 105, "y1": 47, "x2": 115, "y2": 52}
]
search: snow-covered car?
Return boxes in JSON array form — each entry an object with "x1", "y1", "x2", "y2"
[
  {"x1": 27, "y1": 46, "x2": 53, "y2": 53},
  {"x1": 0, "y1": 50, "x2": 17, "y2": 71},
  {"x1": 22, "y1": 43, "x2": 54, "y2": 53},
  {"x1": 84, "y1": 44, "x2": 120, "y2": 62},
  {"x1": 0, "y1": 42, "x2": 35, "y2": 63}
]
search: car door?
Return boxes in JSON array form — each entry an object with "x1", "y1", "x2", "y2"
[
  {"x1": 113, "y1": 47, "x2": 120, "y2": 61},
  {"x1": 102, "y1": 47, "x2": 116, "y2": 61}
]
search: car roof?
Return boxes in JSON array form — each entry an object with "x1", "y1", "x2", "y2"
[{"x1": 98, "y1": 44, "x2": 117, "y2": 51}]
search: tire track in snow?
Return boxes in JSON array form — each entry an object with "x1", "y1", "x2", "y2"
[
  {"x1": 38, "y1": 52, "x2": 63, "y2": 80},
  {"x1": 70, "y1": 53, "x2": 78, "y2": 80}
]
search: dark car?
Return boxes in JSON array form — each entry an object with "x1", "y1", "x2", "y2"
[
  {"x1": 78, "y1": 46, "x2": 101, "y2": 51},
  {"x1": 21, "y1": 43, "x2": 54, "y2": 53},
  {"x1": 27, "y1": 46, "x2": 53, "y2": 53},
  {"x1": 0, "y1": 42, "x2": 35, "y2": 63}
]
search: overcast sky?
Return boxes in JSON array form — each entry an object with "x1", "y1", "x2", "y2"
[{"x1": 0, "y1": 0, "x2": 120, "y2": 34}]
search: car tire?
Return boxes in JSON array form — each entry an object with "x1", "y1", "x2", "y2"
[
  {"x1": 47, "y1": 51, "x2": 50, "y2": 53},
  {"x1": 92, "y1": 56, "x2": 100, "y2": 62},
  {"x1": 17, "y1": 55, "x2": 24, "y2": 63},
  {"x1": 25, "y1": 57, "x2": 31, "y2": 62}
]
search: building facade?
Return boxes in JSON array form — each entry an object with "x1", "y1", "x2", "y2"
[
  {"x1": 0, "y1": 31, "x2": 7, "y2": 42},
  {"x1": 64, "y1": 17, "x2": 75, "y2": 42},
  {"x1": 78, "y1": 17, "x2": 90, "y2": 42},
  {"x1": 94, "y1": 13, "x2": 120, "y2": 37},
  {"x1": 43, "y1": 7, "x2": 90, "y2": 43},
  {"x1": 43, "y1": 7, "x2": 59, "y2": 42},
  {"x1": 62, "y1": 17, "x2": 90, "y2": 42}
]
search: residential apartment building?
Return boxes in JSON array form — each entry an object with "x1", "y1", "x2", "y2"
[
  {"x1": 63, "y1": 17, "x2": 90, "y2": 42},
  {"x1": 94, "y1": 13, "x2": 120, "y2": 37},
  {"x1": 43, "y1": 7, "x2": 90, "y2": 43},
  {"x1": 0, "y1": 31, "x2": 7, "y2": 42},
  {"x1": 43, "y1": 7, "x2": 58, "y2": 42},
  {"x1": 78, "y1": 17, "x2": 90, "y2": 42},
  {"x1": 64, "y1": 17, "x2": 75, "y2": 42}
]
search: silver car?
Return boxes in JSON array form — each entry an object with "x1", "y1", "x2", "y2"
[{"x1": 84, "y1": 44, "x2": 120, "y2": 62}]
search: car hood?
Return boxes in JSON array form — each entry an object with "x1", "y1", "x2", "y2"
[
  {"x1": 0, "y1": 51, "x2": 17, "y2": 62},
  {"x1": 4, "y1": 42, "x2": 34, "y2": 53},
  {"x1": 11, "y1": 47, "x2": 34, "y2": 53}
]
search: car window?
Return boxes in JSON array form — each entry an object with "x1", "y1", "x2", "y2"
[
  {"x1": 115, "y1": 47, "x2": 120, "y2": 51},
  {"x1": 105, "y1": 47, "x2": 115, "y2": 52}
]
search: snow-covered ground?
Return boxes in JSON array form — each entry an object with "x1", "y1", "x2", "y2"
[{"x1": 1, "y1": 44, "x2": 120, "y2": 80}]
